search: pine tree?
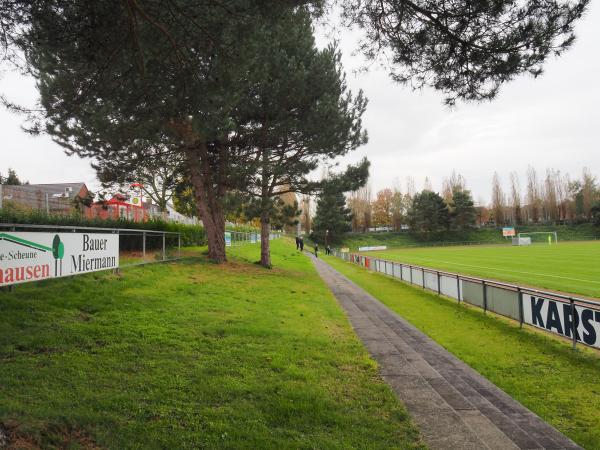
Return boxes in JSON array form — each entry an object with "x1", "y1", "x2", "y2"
[
  {"x1": 232, "y1": 9, "x2": 368, "y2": 266},
  {"x1": 450, "y1": 189, "x2": 476, "y2": 230},
  {"x1": 407, "y1": 191, "x2": 450, "y2": 232},
  {"x1": 312, "y1": 186, "x2": 352, "y2": 245}
]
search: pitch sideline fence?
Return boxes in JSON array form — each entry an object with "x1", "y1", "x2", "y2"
[{"x1": 331, "y1": 249, "x2": 600, "y2": 351}]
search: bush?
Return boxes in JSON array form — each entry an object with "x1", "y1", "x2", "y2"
[{"x1": 0, "y1": 205, "x2": 206, "y2": 247}]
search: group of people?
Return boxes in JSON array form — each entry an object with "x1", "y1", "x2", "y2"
[{"x1": 295, "y1": 236, "x2": 331, "y2": 258}]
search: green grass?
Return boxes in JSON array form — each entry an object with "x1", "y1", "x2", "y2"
[
  {"x1": 340, "y1": 224, "x2": 600, "y2": 251},
  {"x1": 0, "y1": 240, "x2": 424, "y2": 449},
  {"x1": 323, "y1": 253, "x2": 600, "y2": 449},
  {"x1": 358, "y1": 241, "x2": 600, "y2": 298}
]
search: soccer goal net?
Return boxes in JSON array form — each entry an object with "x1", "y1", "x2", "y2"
[{"x1": 517, "y1": 231, "x2": 558, "y2": 245}]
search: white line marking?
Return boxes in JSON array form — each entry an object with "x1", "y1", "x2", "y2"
[{"x1": 383, "y1": 255, "x2": 600, "y2": 286}]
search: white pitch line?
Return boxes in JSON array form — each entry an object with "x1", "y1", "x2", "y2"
[{"x1": 387, "y1": 255, "x2": 600, "y2": 286}]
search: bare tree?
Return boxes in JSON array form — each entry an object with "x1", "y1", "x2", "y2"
[
  {"x1": 300, "y1": 195, "x2": 312, "y2": 234},
  {"x1": 509, "y1": 172, "x2": 522, "y2": 225},
  {"x1": 405, "y1": 176, "x2": 416, "y2": 199},
  {"x1": 491, "y1": 172, "x2": 505, "y2": 226},
  {"x1": 526, "y1": 166, "x2": 541, "y2": 223},
  {"x1": 543, "y1": 169, "x2": 559, "y2": 223},
  {"x1": 423, "y1": 176, "x2": 433, "y2": 192},
  {"x1": 581, "y1": 167, "x2": 597, "y2": 220},
  {"x1": 442, "y1": 170, "x2": 466, "y2": 204},
  {"x1": 349, "y1": 184, "x2": 372, "y2": 232}
]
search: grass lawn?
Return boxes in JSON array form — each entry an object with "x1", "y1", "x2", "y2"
[
  {"x1": 323, "y1": 253, "x2": 600, "y2": 449},
  {"x1": 358, "y1": 240, "x2": 600, "y2": 298},
  {"x1": 0, "y1": 239, "x2": 424, "y2": 449}
]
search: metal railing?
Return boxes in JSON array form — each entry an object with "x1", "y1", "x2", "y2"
[
  {"x1": 331, "y1": 249, "x2": 600, "y2": 351},
  {"x1": 226, "y1": 231, "x2": 281, "y2": 246},
  {"x1": 0, "y1": 222, "x2": 183, "y2": 268}
]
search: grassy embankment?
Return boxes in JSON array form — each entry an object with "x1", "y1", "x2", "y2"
[
  {"x1": 358, "y1": 240, "x2": 600, "y2": 298},
  {"x1": 323, "y1": 253, "x2": 600, "y2": 449},
  {"x1": 0, "y1": 240, "x2": 424, "y2": 449},
  {"x1": 340, "y1": 224, "x2": 600, "y2": 250}
]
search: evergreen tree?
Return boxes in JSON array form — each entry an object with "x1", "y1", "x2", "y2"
[
  {"x1": 407, "y1": 191, "x2": 450, "y2": 232},
  {"x1": 232, "y1": 9, "x2": 368, "y2": 267},
  {"x1": 450, "y1": 189, "x2": 476, "y2": 230},
  {"x1": 312, "y1": 185, "x2": 352, "y2": 245},
  {"x1": 1, "y1": 168, "x2": 23, "y2": 185},
  {"x1": 0, "y1": 1, "x2": 302, "y2": 263},
  {"x1": 342, "y1": 0, "x2": 588, "y2": 104}
]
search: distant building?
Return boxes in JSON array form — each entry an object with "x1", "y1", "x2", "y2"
[
  {"x1": 86, "y1": 194, "x2": 147, "y2": 222},
  {"x1": 0, "y1": 182, "x2": 90, "y2": 215}
]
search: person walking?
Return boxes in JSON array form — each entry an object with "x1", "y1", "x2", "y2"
[
  {"x1": 295, "y1": 236, "x2": 300, "y2": 250},
  {"x1": 314, "y1": 243, "x2": 319, "y2": 258},
  {"x1": 326, "y1": 244, "x2": 331, "y2": 255},
  {"x1": 299, "y1": 237, "x2": 304, "y2": 251}
]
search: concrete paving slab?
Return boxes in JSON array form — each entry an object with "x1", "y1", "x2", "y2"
[{"x1": 311, "y1": 255, "x2": 582, "y2": 450}]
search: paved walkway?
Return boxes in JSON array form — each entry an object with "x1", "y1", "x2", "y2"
[{"x1": 311, "y1": 255, "x2": 581, "y2": 450}]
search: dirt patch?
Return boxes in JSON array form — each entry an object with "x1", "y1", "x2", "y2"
[
  {"x1": 211, "y1": 260, "x2": 284, "y2": 276},
  {"x1": 1, "y1": 422, "x2": 102, "y2": 450},
  {"x1": 0, "y1": 424, "x2": 8, "y2": 449}
]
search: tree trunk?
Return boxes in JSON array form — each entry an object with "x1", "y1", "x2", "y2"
[
  {"x1": 259, "y1": 145, "x2": 272, "y2": 268},
  {"x1": 260, "y1": 211, "x2": 271, "y2": 268},
  {"x1": 185, "y1": 142, "x2": 227, "y2": 263}
]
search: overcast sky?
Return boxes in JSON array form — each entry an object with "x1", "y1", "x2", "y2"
[{"x1": 1, "y1": 4, "x2": 598, "y2": 204}]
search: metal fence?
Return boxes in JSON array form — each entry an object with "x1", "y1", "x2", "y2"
[
  {"x1": 1, "y1": 223, "x2": 183, "y2": 269},
  {"x1": 332, "y1": 249, "x2": 600, "y2": 351},
  {"x1": 226, "y1": 231, "x2": 281, "y2": 246}
]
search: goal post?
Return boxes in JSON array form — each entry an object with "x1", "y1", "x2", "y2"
[{"x1": 517, "y1": 231, "x2": 558, "y2": 245}]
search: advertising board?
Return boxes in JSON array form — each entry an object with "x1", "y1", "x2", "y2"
[{"x1": 0, "y1": 232, "x2": 119, "y2": 287}]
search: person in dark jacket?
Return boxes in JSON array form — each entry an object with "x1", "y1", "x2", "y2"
[
  {"x1": 299, "y1": 238, "x2": 304, "y2": 251},
  {"x1": 295, "y1": 236, "x2": 300, "y2": 250},
  {"x1": 326, "y1": 245, "x2": 331, "y2": 255},
  {"x1": 314, "y1": 243, "x2": 319, "y2": 258}
]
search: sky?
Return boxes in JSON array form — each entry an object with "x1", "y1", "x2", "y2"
[{"x1": 1, "y1": 4, "x2": 599, "y2": 205}]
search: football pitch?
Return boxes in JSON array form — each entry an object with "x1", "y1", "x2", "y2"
[{"x1": 358, "y1": 241, "x2": 600, "y2": 299}]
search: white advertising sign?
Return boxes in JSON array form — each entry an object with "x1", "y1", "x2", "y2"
[
  {"x1": 523, "y1": 294, "x2": 600, "y2": 349},
  {"x1": 358, "y1": 245, "x2": 387, "y2": 252},
  {"x1": 0, "y1": 232, "x2": 119, "y2": 287}
]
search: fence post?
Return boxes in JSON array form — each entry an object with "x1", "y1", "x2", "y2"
[
  {"x1": 178, "y1": 233, "x2": 181, "y2": 258},
  {"x1": 399, "y1": 263, "x2": 403, "y2": 281},
  {"x1": 518, "y1": 288, "x2": 524, "y2": 328},
  {"x1": 142, "y1": 232, "x2": 146, "y2": 259},
  {"x1": 570, "y1": 298, "x2": 577, "y2": 350},
  {"x1": 162, "y1": 232, "x2": 166, "y2": 261},
  {"x1": 456, "y1": 275, "x2": 461, "y2": 303},
  {"x1": 422, "y1": 269, "x2": 425, "y2": 289},
  {"x1": 436, "y1": 271, "x2": 441, "y2": 295},
  {"x1": 410, "y1": 265, "x2": 413, "y2": 284},
  {"x1": 482, "y1": 280, "x2": 487, "y2": 314},
  {"x1": 45, "y1": 192, "x2": 50, "y2": 215}
]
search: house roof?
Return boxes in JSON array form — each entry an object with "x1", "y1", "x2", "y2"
[{"x1": 1, "y1": 182, "x2": 87, "y2": 195}]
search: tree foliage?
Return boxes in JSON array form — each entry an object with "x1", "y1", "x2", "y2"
[
  {"x1": 449, "y1": 189, "x2": 476, "y2": 230},
  {"x1": 0, "y1": 168, "x2": 23, "y2": 185},
  {"x1": 312, "y1": 184, "x2": 352, "y2": 244},
  {"x1": 407, "y1": 190, "x2": 450, "y2": 232},
  {"x1": 342, "y1": 0, "x2": 588, "y2": 104}
]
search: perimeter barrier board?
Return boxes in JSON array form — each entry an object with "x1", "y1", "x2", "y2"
[
  {"x1": 424, "y1": 271, "x2": 438, "y2": 291},
  {"x1": 440, "y1": 274, "x2": 459, "y2": 300},
  {"x1": 460, "y1": 280, "x2": 485, "y2": 308},
  {"x1": 486, "y1": 286, "x2": 520, "y2": 320},
  {"x1": 393, "y1": 263, "x2": 402, "y2": 279},
  {"x1": 411, "y1": 267, "x2": 424, "y2": 286}
]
